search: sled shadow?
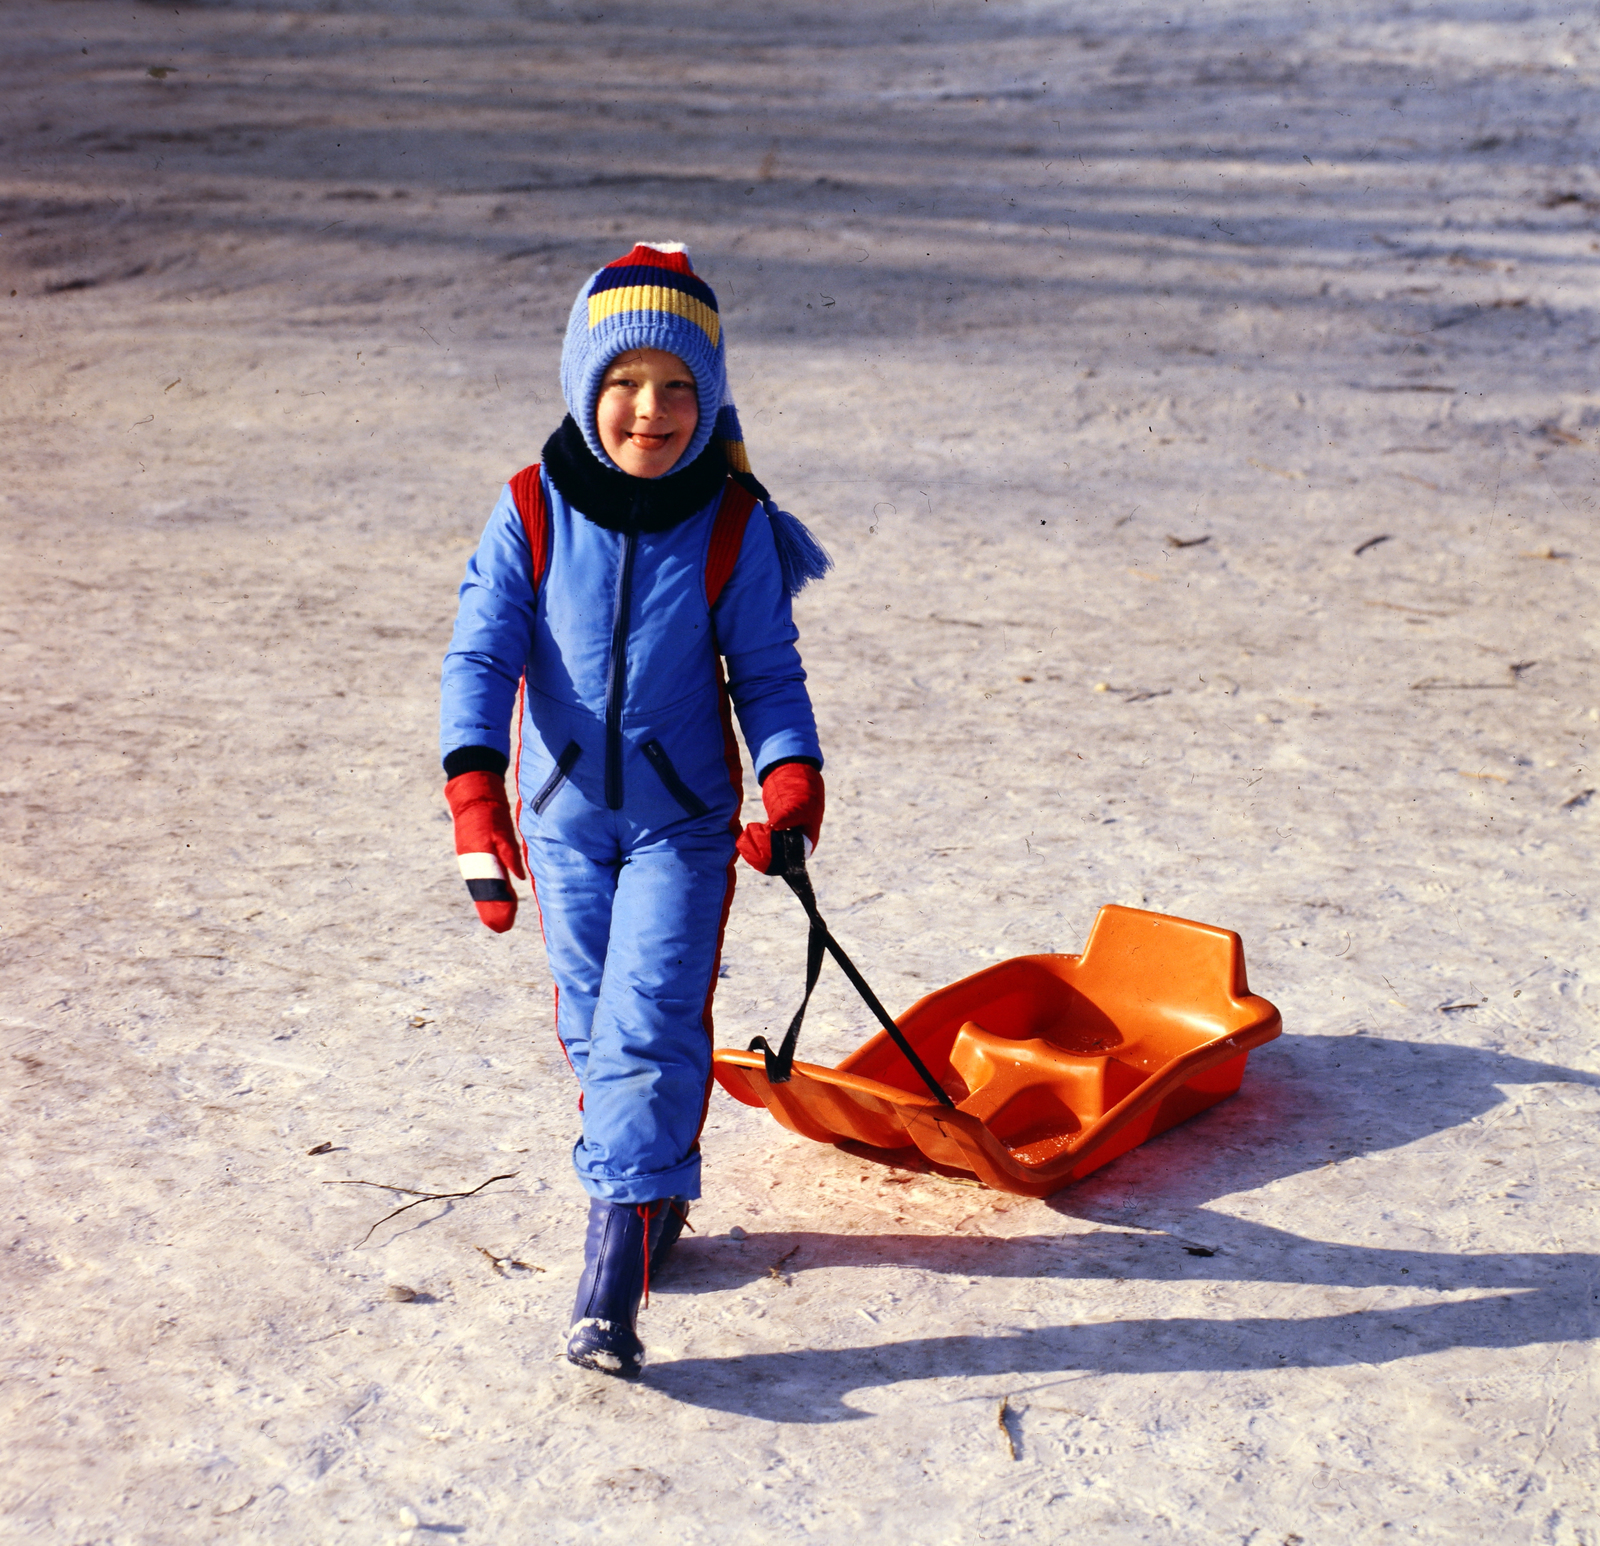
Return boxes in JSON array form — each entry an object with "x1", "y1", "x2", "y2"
[
  {"x1": 647, "y1": 1035, "x2": 1599, "y2": 1420},
  {"x1": 647, "y1": 1275, "x2": 1596, "y2": 1423},
  {"x1": 1045, "y1": 1030, "x2": 1600, "y2": 1218},
  {"x1": 697, "y1": 1032, "x2": 1597, "y2": 1225}
]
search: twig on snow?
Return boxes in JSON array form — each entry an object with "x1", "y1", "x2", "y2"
[
  {"x1": 476, "y1": 1245, "x2": 544, "y2": 1276},
  {"x1": 325, "y1": 1172, "x2": 519, "y2": 1247},
  {"x1": 997, "y1": 1397, "x2": 1019, "y2": 1460}
]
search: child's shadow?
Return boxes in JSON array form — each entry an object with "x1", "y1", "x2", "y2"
[{"x1": 647, "y1": 1034, "x2": 1598, "y2": 1421}]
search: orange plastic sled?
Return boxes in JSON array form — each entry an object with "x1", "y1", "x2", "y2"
[{"x1": 713, "y1": 904, "x2": 1282, "y2": 1198}]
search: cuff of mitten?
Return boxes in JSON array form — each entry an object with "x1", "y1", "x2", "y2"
[
  {"x1": 757, "y1": 754, "x2": 821, "y2": 784},
  {"x1": 443, "y1": 744, "x2": 510, "y2": 779}
]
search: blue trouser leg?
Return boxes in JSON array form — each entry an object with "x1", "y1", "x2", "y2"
[
  {"x1": 528, "y1": 830, "x2": 736, "y2": 1205},
  {"x1": 526, "y1": 837, "x2": 618, "y2": 1082}
]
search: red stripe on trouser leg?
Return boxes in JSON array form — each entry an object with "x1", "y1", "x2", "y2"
[{"x1": 525, "y1": 864, "x2": 577, "y2": 1087}]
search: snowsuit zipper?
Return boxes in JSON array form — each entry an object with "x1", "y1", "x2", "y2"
[
  {"x1": 603, "y1": 532, "x2": 638, "y2": 810},
  {"x1": 531, "y1": 740, "x2": 583, "y2": 814},
  {"x1": 641, "y1": 739, "x2": 710, "y2": 818}
]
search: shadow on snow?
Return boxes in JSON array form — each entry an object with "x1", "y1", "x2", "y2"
[{"x1": 648, "y1": 1033, "x2": 1599, "y2": 1419}]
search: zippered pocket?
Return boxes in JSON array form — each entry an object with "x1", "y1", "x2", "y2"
[
  {"x1": 641, "y1": 739, "x2": 710, "y2": 818},
  {"x1": 530, "y1": 740, "x2": 582, "y2": 815}
]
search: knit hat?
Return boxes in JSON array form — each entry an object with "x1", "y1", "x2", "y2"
[{"x1": 558, "y1": 240, "x2": 830, "y2": 594}]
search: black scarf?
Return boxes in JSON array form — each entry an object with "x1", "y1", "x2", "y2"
[{"x1": 540, "y1": 415, "x2": 732, "y2": 534}]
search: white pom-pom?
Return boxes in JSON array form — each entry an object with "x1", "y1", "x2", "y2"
[{"x1": 637, "y1": 239, "x2": 690, "y2": 257}]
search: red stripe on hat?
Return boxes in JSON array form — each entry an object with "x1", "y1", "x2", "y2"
[{"x1": 603, "y1": 243, "x2": 694, "y2": 275}]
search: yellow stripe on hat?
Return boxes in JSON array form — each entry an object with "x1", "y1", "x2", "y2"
[
  {"x1": 588, "y1": 284, "x2": 721, "y2": 348},
  {"x1": 721, "y1": 437, "x2": 752, "y2": 474}
]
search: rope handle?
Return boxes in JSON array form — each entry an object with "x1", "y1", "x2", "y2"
[{"x1": 746, "y1": 830, "x2": 955, "y2": 1108}]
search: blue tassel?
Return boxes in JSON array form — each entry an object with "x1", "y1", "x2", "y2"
[{"x1": 764, "y1": 500, "x2": 832, "y2": 597}]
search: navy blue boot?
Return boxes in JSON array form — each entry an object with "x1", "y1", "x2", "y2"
[
  {"x1": 649, "y1": 1197, "x2": 692, "y2": 1277},
  {"x1": 566, "y1": 1199, "x2": 653, "y2": 1377}
]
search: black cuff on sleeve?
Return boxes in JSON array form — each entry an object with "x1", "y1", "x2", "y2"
[
  {"x1": 756, "y1": 755, "x2": 821, "y2": 784},
  {"x1": 443, "y1": 745, "x2": 510, "y2": 779}
]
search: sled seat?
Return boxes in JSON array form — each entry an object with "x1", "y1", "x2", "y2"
[{"x1": 712, "y1": 904, "x2": 1281, "y2": 1198}]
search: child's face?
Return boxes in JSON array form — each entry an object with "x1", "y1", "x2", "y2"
[{"x1": 595, "y1": 348, "x2": 699, "y2": 479}]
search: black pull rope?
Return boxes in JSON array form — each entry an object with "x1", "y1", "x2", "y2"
[{"x1": 747, "y1": 831, "x2": 955, "y2": 1108}]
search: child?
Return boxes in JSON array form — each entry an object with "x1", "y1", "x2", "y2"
[{"x1": 438, "y1": 242, "x2": 829, "y2": 1377}]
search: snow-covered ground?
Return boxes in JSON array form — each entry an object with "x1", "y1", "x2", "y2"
[{"x1": 3, "y1": 0, "x2": 1597, "y2": 1540}]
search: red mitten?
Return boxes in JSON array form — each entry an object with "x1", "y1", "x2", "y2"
[
  {"x1": 443, "y1": 771, "x2": 527, "y2": 933},
  {"x1": 736, "y1": 762, "x2": 825, "y2": 875}
]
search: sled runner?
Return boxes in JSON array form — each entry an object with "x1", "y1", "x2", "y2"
[{"x1": 713, "y1": 893, "x2": 1281, "y2": 1198}]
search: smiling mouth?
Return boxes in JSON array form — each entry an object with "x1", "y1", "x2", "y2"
[{"x1": 629, "y1": 432, "x2": 673, "y2": 448}]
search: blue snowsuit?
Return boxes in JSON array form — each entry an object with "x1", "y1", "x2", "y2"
[{"x1": 440, "y1": 471, "x2": 821, "y2": 1204}]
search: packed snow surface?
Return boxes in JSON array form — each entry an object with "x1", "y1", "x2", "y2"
[{"x1": 2, "y1": 0, "x2": 1597, "y2": 1541}]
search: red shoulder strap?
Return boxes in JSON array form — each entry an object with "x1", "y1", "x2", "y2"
[
  {"x1": 704, "y1": 479, "x2": 759, "y2": 609},
  {"x1": 508, "y1": 463, "x2": 549, "y2": 591}
]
